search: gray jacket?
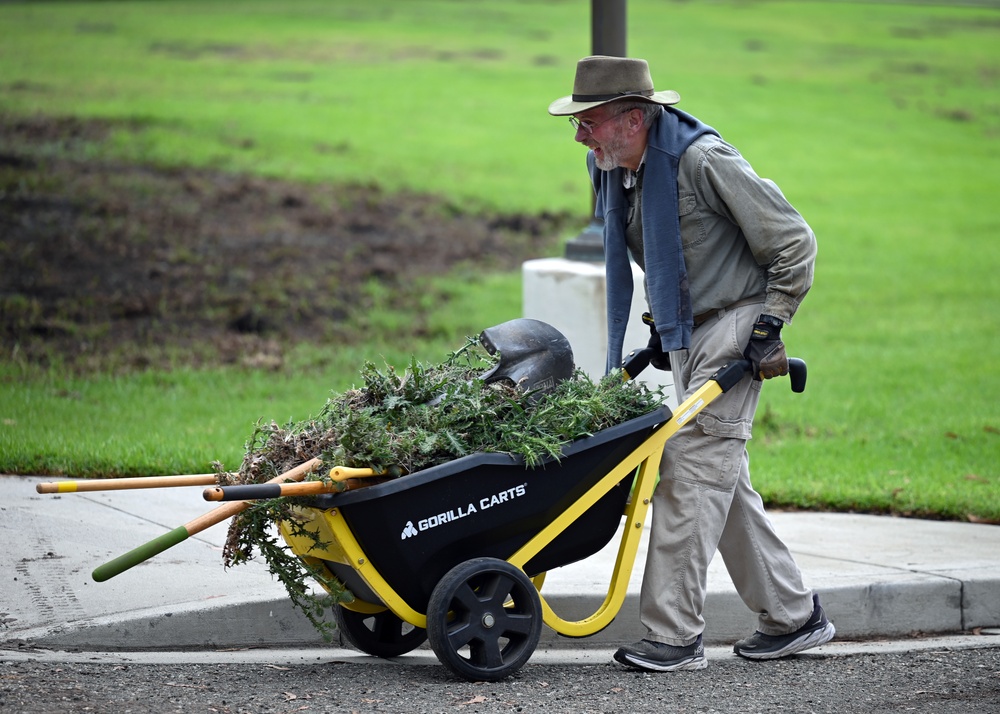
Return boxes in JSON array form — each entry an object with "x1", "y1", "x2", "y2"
[
  {"x1": 673, "y1": 134, "x2": 816, "y2": 324},
  {"x1": 602, "y1": 132, "x2": 817, "y2": 368}
]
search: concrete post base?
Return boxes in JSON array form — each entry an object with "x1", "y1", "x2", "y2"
[{"x1": 522, "y1": 257, "x2": 677, "y2": 413}]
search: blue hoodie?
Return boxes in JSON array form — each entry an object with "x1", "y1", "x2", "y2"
[{"x1": 588, "y1": 106, "x2": 718, "y2": 374}]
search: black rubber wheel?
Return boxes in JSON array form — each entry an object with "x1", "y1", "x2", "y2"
[
  {"x1": 426, "y1": 558, "x2": 542, "y2": 682},
  {"x1": 333, "y1": 605, "x2": 427, "y2": 658}
]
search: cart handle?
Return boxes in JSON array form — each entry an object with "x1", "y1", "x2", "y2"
[
  {"x1": 713, "y1": 358, "x2": 807, "y2": 394},
  {"x1": 622, "y1": 350, "x2": 806, "y2": 394}
]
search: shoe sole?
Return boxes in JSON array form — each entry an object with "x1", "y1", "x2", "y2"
[
  {"x1": 614, "y1": 651, "x2": 709, "y2": 672},
  {"x1": 736, "y1": 621, "x2": 836, "y2": 661}
]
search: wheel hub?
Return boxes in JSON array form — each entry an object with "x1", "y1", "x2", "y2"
[{"x1": 481, "y1": 612, "x2": 496, "y2": 629}]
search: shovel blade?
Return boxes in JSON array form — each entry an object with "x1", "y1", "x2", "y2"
[{"x1": 479, "y1": 318, "x2": 574, "y2": 395}]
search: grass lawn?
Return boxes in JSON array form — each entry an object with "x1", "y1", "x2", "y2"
[{"x1": 1, "y1": 0, "x2": 998, "y2": 522}]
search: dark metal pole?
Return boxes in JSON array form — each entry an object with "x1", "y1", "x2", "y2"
[
  {"x1": 564, "y1": 0, "x2": 626, "y2": 262},
  {"x1": 592, "y1": 0, "x2": 626, "y2": 57}
]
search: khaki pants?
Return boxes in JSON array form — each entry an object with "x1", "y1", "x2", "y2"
[{"x1": 639, "y1": 301, "x2": 814, "y2": 646}]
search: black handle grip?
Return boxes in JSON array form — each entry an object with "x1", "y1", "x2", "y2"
[
  {"x1": 712, "y1": 358, "x2": 807, "y2": 393},
  {"x1": 713, "y1": 359, "x2": 752, "y2": 392},
  {"x1": 788, "y1": 358, "x2": 807, "y2": 393},
  {"x1": 210, "y1": 484, "x2": 283, "y2": 501},
  {"x1": 621, "y1": 347, "x2": 654, "y2": 381}
]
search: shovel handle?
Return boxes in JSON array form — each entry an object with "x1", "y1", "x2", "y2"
[
  {"x1": 92, "y1": 457, "x2": 322, "y2": 582},
  {"x1": 37, "y1": 474, "x2": 220, "y2": 494}
]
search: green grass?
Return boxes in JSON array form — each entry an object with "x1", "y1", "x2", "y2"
[
  {"x1": 0, "y1": 0, "x2": 594, "y2": 214},
  {"x1": 1, "y1": 0, "x2": 999, "y2": 522}
]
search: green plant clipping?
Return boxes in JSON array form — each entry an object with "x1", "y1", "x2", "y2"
[{"x1": 220, "y1": 336, "x2": 665, "y2": 636}]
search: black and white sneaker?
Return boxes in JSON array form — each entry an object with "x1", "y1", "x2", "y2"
[
  {"x1": 734, "y1": 594, "x2": 835, "y2": 660},
  {"x1": 614, "y1": 634, "x2": 708, "y2": 672}
]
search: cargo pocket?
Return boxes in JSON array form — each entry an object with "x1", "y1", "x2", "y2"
[
  {"x1": 696, "y1": 411, "x2": 753, "y2": 441},
  {"x1": 671, "y1": 411, "x2": 752, "y2": 492},
  {"x1": 662, "y1": 410, "x2": 753, "y2": 492}
]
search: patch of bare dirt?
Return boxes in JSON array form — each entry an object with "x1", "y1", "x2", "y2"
[{"x1": 0, "y1": 114, "x2": 574, "y2": 372}]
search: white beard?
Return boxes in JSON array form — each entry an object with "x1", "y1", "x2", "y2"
[{"x1": 594, "y1": 130, "x2": 629, "y2": 171}]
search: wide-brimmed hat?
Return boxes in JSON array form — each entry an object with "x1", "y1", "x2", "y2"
[{"x1": 548, "y1": 56, "x2": 680, "y2": 116}]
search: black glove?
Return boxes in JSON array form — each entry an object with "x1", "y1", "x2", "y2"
[
  {"x1": 743, "y1": 315, "x2": 788, "y2": 380},
  {"x1": 642, "y1": 312, "x2": 671, "y2": 371}
]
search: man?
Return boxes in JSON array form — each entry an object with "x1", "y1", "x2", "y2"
[{"x1": 548, "y1": 56, "x2": 833, "y2": 671}]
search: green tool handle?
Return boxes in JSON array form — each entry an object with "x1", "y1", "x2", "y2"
[{"x1": 92, "y1": 526, "x2": 189, "y2": 582}]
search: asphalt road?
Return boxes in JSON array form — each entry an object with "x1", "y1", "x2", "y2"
[{"x1": 3, "y1": 637, "x2": 999, "y2": 714}]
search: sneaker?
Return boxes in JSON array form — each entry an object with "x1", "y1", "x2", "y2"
[
  {"x1": 613, "y1": 635, "x2": 708, "y2": 672},
  {"x1": 734, "y1": 593, "x2": 836, "y2": 660}
]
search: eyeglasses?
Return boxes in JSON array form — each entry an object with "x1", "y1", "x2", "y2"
[{"x1": 568, "y1": 108, "x2": 630, "y2": 134}]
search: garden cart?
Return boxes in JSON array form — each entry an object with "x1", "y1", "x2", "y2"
[{"x1": 238, "y1": 355, "x2": 806, "y2": 682}]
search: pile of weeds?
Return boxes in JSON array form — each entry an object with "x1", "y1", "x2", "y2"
[{"x1": 219, "y1": 337, "x2": 665, "y2": 637}]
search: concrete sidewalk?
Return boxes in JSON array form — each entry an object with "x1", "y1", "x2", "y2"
[{"x1": 2, "y1": 474, "x2": 999, "y2": 652}]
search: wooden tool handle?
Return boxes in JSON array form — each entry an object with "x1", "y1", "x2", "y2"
[
  {"x1": 202, "y1": 467, "x2": 382, "y2": 502},
  {"x1": 36, "y1": 474, "x2": 220, "y2": 494},
  {"x1": 92, "y1": 458, "x2": 322, "y2": 582}
]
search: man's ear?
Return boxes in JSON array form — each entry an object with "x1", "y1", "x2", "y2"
[{"x1": 624, "y1": 109, "x2": 645, "y2": 135}]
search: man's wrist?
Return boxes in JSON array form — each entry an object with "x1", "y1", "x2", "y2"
[{"x1": 757, "y1": 314, "x2": 784, "y2": 330}]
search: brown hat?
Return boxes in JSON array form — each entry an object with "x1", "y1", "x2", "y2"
[{"x1": 548, "y1": 56, "x2": 680, "y2": 116}]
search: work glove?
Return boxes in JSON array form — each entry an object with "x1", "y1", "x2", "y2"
[
  {"x1": 743, "y1": 315, "x2": 788, "y2": 380},
  {"x1": 642, "y1": 312, "x2": 671, "y2": 371}
]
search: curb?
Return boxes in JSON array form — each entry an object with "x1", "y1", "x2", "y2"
[{"x1": 9, "y1": 572, "x2": 993, "y2": 652}]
